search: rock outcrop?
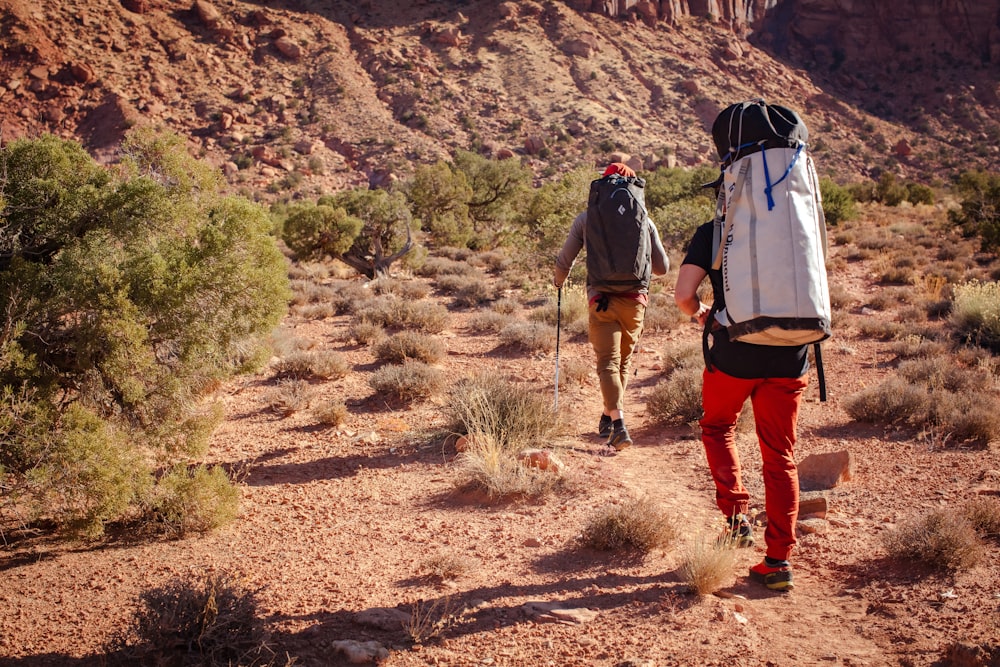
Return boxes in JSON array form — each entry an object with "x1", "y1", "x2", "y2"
[{"x1": 576, "y1": 0, "x2": 1000, "y2": 67}]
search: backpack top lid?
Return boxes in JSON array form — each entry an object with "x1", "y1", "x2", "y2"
[{"x1": 712, "y1": 100, "x2": 809, "y2": 167}]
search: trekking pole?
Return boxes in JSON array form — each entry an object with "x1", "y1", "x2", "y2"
[{"x1": 554, "y1": 286, "x2": 562, "y2": 410}]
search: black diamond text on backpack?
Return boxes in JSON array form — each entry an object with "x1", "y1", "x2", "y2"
[{"x1": 585, "y1": 175, "x2": 652, "y2": 295}]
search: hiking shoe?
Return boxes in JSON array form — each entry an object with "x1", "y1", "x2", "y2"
[
  {"x1": 598, "y1": 414, "x2": 613, "y2": 438},
  {"x1": 607, "y1": 423, "x2": 632, "y2": 450},
  {"x1": 749, "y1": 560, "x2": 794, "y2": 592},
  {"x1": 719, "y1": 514, "x2": 755, "y2": 549}
]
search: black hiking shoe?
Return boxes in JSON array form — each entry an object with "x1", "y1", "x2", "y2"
[
  {"x1": 718, "y1": 513, "x2": 755, "y2": 548},
  {"x1": 749, "y1": 559, "x2": 794, "y2": 592},
  {"x1": 598, "y1": 414, "x2": 613, "y2": 438},
  {"x1": 607, "y1": 423, "x2": 632, "y2": 450}
]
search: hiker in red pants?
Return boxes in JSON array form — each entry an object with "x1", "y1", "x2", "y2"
[{"x1": 674, "y1": 218, "x2": 809, "y2": 592}]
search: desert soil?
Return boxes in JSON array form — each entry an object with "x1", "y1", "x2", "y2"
[{"x1": 2, "y1": 212, "x2": 1000, "y2": 667}]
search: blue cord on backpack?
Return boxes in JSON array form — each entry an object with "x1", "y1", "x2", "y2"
[{"x1": 762, "y1": 143, "x2": 804, "y2": 211}]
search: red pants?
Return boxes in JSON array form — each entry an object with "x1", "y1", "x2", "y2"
[{"x1": 700, "y1": 368, "x2": 807, "y2": 561}]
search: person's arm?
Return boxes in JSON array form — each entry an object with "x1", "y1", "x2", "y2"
[
  {"x1": 647, "y1": 220, "x2": 670, "y2": 276},
  {"x1": 553, "y1": 211, "x2": 586, "y2": 288},
  {"x1": 674, "y1": 263, "x2": 711, "y2": 325}
]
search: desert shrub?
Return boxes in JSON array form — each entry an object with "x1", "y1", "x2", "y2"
[
  {"x1": 368, "y1": 361, "x2": 444, "y2": 401},
  {"x1": 925, "y1": 391, "x2": 1000, "y2": 445},
  {"x1": 0, "y1": 132, "x2": 289, "y2": 534},
  {"x1": 312, "y1": 398, "x2": 349, "y2": 427},
  {"x1": 433, "y1": 273, "x2": 466, "y2": 294},
  {"x1": 820, "y1": 178, "x2": 859, "y2": 225},
  {"x1": 510, "y1": 166, "x2": 590, "y2": 259},
  {"x1": 109, "y1": 570, "x2": 273, "y2": 666},
  {"x1": 884, "y1": 509, "x2": 983, "y2": 570},
  {"x1": 491, "y1": 297, "x2": 521, "y2": 315},
  {"x1": 295, "y1": 302, "x2": 337, "y2": 319},
  {"x1": 828, "y1": 283, "x2": 856, "y2": 311},
  {"x1": 328, "y1": 280, "x2": 372, "y2": 314},
  {"x1": 445, "y1": 372, "x2": 558, "y2": 449},
  {"x1": 346, "y1": 321, "x2": 383, "y2": 345},
  {"x1": 951, "y1": 280, "x2": 1000, "y2": 351},
  {"x1": 843, "y1": 377, "x2": 929, "y2": 424},
  {"x1": 906, "y1": 182, "x2": 935, "y2": 205},
  {"x1": 283, "y1": 188, "x2": 416, "y2": 279},
  {"x1": 420, "y1": 551, "x2": 472, "y2": 581},
  {"x1": 678, "y1": 531, "x2": 739, "y2": 596},
  {"x1": 949, "y1": 170, "x2": 1000, "y2": 251},
  {"x1": 477, "y1": 250, "x2": 511, "y2": 273},
  {"x1": 467, "y1": 311, "x2": 512, "y2": 333},
  {"x1": 559, "y1": 357, "x2": 591, "y2": 387},
  {"x1": 272, "y1": 350, "x2": 349, "y2": 379},
  {"x1": 580, "y1": 496, "x2": 679, "y2": 553},
  {"x1": 373, "y1": 331, "x2": 446, "y2": 365},
  {"x1": 262, "y1": 379, "x2": 315, "y2": 416},
  {"x1": 355, "y1": 298, "x2": 449, "y2": 333},
  {"x1": 661, "y1": 341, "x2": 703, "y2": 376},
  {"x1": 417, "y1": 256, "x2": 477, "y2": 277},
  {"x1": 150, "y1": 464, "x2": 239, "y2": 535},
  {"x1": 643, "y1": 292, "x2": 688, "y2": 332},
  {"x1": 646, "y1": 365, "x2": 704, "y2": 424},
  {"x1": 650, "y1": 197, "x2": 714, "y2": 249},
  {"x1": 453, "y1": 278, "x2": 495, "y2": 307},
  {"x1": 406, "y1": 161, "x2": 474, "y2": 248},
  {"x1": 887, "y1": 335, "x2": 947, "y2": 360},
  {"x1": 454, "y1": 431, "x2": 563, "y2": 499},
  {"x1": 875, "y1": 172, "x2": 907, "y2": 206},
  {"x1": 499, "y1": 321, "x2": 556, "y2": 352},
  {"x1": 27, "y1": 404, "x2": 152, "y2": 538},
  {"x1": 963, "y1": 496, "x2": 1000, "y2": 537},
  {"x1": 529, "y1": 287, "x2": 588, "y2": 327}
]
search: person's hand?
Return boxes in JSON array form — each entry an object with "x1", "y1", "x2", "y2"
[{"x1": 694, "y1": 302, "x2": 711, "y2": 326}]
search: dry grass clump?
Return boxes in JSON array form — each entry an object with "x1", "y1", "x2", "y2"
[
  {"x1": 405, "y1": 595, "x2": 468, "y2": 645},
  {"x1": 447, "y1": 373, "x2": 563, "y2": 499},
  {"x1": 887, "y1": 335, "x2": 948, "y2": 360},
  {"x1": 678, "y1": 530, "x2": 740, "y2": 596},
  {"x1": 108, "y1": 570, "x2": 276, "y2": 666},
  {"x1": 420, "y1": 551, "x2": 472, "y2": 581},
  {"x1": 373, "y1": 331, "x2": 446, "y2": 365},
  {"x1": 529, "y1": 288, "x2": 588, "y2": 327},
  {"x1": 295, "y1": 302, "x2": 338, "y2": 319},
  {"x1": 370, "y1": 277, "x2": 431, "y2": 300},
  {"x1": 262, "y1": 379, "x2": 316, "y2": 416},
  {"x1": 368, "y1": 361, "x2": 444, "y2": 402},
  {"x1": 558, "y1": 357, "x2": 591, "y2": 387},
  {"x1": 642, "y1": 293, "x2": 689, "y2": 332},
  {"x1": 328, "y1": 280, "x2": 373, "y2": 315},
  {"x1": 312, "y1": 398, "x2": 349, "y2": 427},
  {"x1": 647, "y1": 364, "x2": 704, "y2": 425},
  {"x1": 951, "y1": 280, "x2": 1000, "y2": 351},
  {"x1": 149, "y1": 464, "x2": 240, "y2": 536},
  {"x1": 580, "y1": 496, "x2": 679, "y2": 553},
  {"x1": 499, "y1": 321, "x2": 556, "y2": 353},
  {"x1": 884, "y1": 509, "x2": 984, "y2": 570},
  {"x1": 661, "y1": 341, "x2": 703, "y2": 376},
  {"x1": 477, "y1": 250, "x2": 511, "y2": 273},
  {"x1": 963, "y1": 496, "x2": 1000, "y2": 537},
  {"x1": 272, "y1": 350, "x2": 350, "y2": 379},
  {"x1": 491, "y1": 297, "x2": 521, "y2": 315},
  {"x1": 433, "y1": 273, "x2": 466, "y2": 294}
]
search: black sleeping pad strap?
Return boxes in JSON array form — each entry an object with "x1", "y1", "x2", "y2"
[
  {"x1": 814, "y1": 342, "x2": 827, "y2": 402},
  {"x1": 701, "y1": 302, "x2": 721, "y2": 373}
]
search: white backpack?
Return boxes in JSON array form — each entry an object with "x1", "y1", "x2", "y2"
[{"x1": 711, "y1": 144, "x2": 832, "y2": 347}]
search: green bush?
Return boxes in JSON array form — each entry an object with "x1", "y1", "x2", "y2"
[
  {"x1": 819, "y1": 178, "x2": 859, "y2": 225},
  {"x1": 151, "y1": 464, "x2": 240, "y2": 535},
  {"x1": 875, "y1": 172, "x2": 907, "y2": 206},
  {"x1": 0, "y1": 131, "x2": 288, "y2": 536},
  {"x1": 949, "y1": 170, "x2": 1000, "y2": 251}
]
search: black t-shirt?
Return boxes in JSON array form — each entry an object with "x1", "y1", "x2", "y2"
[{"x1": 682, "y1": 222, "x2": 809, "y2": 379}]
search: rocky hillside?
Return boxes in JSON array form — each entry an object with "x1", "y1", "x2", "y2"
[{"x1": 1, "y1": 0, "x2": 998, "y2": 199}]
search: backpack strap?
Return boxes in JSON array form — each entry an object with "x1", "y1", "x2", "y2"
[
  {"x1": 711, "y1": 158, "x2": 750, "y2": 271},
  {"x1": 701, "y1": 300, "x2": 721, "y2": 373},
  {"x1": 814, "y1": 342, "x2": 827, "y2": 402},
  {"x1": 761, "y1": 143, "x2": 804, "y2": 211}
]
